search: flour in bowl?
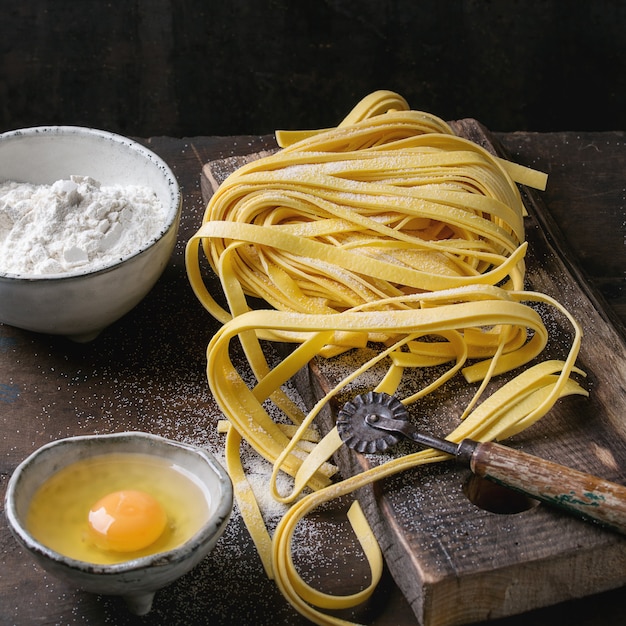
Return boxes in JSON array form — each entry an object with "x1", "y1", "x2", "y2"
[{"x1": 0, "y1": 175, "x2": 166, "y2": 275}]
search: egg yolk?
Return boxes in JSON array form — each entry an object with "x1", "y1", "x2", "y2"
[{"x1": 88, "y1": 490, "x2": 167, "y2": 553}]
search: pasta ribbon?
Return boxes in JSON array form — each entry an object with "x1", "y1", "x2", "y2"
[{"x1": 186, "y1": 91, "x2": 586, "y2": 625}]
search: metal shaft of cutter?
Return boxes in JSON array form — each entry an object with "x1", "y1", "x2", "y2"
[{"x1": 364, "y1": 413, "x2": 465, "y2": 457}]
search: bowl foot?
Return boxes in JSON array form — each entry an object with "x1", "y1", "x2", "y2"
[
  {"x1": 122, "y1": 591, "x2": 156, "y2": 615},
  {"x1": 66, "y1": 329, "x2": 104, "y2": 343}
]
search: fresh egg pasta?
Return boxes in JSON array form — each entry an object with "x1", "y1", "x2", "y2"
[{"x1": 186, "y1": 91, "x2": 584, "y2": 626}]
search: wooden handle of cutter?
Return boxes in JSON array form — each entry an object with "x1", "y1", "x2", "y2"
[{"x1": 465, "y1": 440, "x2": 626, "y2": 535}]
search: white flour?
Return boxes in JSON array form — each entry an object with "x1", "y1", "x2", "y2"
[{"x1": 0, "y1": 175, "x2": 166, "y2": 276}]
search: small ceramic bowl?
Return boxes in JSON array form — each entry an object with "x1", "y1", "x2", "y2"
[
  {"x1": 0, "y1": 126, "x2": 181, "y2": 342},
  {"x1": 4, "y1": 432, "x2": 233, "y2": 615}
]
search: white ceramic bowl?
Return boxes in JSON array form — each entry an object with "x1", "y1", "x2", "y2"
[
  {"x1": 0, "y1": 126, "x2": 181, "y2": 341},
  {"x1": 4, "y1": 432, "x2": 233, "y2": 616}
]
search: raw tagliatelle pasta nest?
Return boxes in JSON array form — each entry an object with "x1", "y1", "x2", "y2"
[{"x1": 185, "y1": 91, "x2": 586, "y2": 625}]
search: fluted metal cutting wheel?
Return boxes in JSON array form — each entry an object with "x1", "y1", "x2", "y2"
[{"x1": 336, "y1": 391, "x2": 409, "y2": 453}]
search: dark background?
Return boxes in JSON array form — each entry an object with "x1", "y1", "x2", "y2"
[{"x1": 1, "y1": 0, "x2": 625, "y2": 137}]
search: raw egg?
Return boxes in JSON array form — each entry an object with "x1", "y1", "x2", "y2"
[
  {"x1": 88, "y1": 489, "x2": 168, "y2": 552},
  {"x1": 26, "y1": 452, "x2": 211, "y2": 564}
]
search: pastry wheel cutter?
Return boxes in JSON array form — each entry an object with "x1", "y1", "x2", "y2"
[{"x1": 336, "y1": 391, "x2": 626, "y2": 535}]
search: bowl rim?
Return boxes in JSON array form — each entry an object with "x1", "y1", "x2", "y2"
[
  {"x1": 0, "y1": 125, "x2": 182, "y2": 282},
  {"x1": 4, "y1": 431, "x2": 233, "y2": 575}
]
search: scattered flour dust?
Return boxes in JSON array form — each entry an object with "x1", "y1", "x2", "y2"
[{"x1": 0, "y1": 175, "x2": 166, "y2": 275}]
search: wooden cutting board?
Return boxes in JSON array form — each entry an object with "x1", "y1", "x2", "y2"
[{"x1": 200, "y1": 120, "x2": 626, "y2": 626}]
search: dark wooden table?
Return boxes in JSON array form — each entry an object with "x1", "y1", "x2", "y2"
[{"x1": 1, "y1": 130, "x2": 625, "y2": 626}]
